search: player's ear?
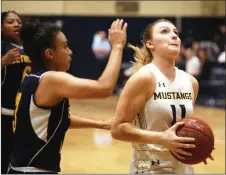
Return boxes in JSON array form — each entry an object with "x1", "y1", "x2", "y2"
[
  {"x1": 146, "y1": 40, "x2": 154, "y2": 50},
  {"x1": 44, "y1": 49, "x2": 54, "y2": 61}
]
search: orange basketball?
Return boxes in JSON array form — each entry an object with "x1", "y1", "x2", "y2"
[{"x1": 171, "y1": 116, "x2": 214, "y2": 164}]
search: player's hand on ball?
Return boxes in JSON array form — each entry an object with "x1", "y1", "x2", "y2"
[
  {"x1": 108, "y1": 19, "x2": 127, "y2": 50},
  {"x1": 203, "y1": 149, "x2": 215, "y2": 165},
  {"x1": 160, "y1": 122, "x2": 196, "y2": 160}
]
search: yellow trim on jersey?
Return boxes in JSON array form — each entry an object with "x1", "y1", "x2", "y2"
[
  {"x1": 13, "y1": 55, "x2": 31, "y2": 64},
  {"x1": 14, "y1": 92, "x2": 22, "y2": 131},
  {"x1": 22, "y1": 65, "x2": 32, "y2": 81}
]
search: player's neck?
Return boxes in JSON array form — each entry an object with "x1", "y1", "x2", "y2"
[
  {"x1": 5, "y1": 38, "x2": 21, "y2": 45},
  {"x1": 152, "y1": 57, "x2": 175, "y2": 81}
]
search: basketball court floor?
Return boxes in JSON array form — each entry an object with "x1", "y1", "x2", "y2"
[{"x1": 61, "y1": 96, "x2": 225, "y2": 174}]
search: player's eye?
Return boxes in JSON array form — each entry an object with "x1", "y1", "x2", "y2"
[
  {"x1": 174, "y1": 31, "x2": 179, "y2": 36},
  {"x1": 161, "y1": 29, "x2": 168, "y2": 34},
  {"x1": 6, "y1": 20, "x2": 14, "y2": 24}
]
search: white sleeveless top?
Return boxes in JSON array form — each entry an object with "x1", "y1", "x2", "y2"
[{"x1": 131, "y1": 64, "x2": 194, "y2": 174}]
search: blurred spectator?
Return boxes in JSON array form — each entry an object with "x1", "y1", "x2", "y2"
[
  {"x1": 214, "y1": 24, "x2": 226, "y2": 52},
  {"x1": 184, "y1": 47, "x2": 201, "y2": 78},
  {"x1": 175, "y1": 54, "x2": 186, "y2": 71},
  {"x1": 124, "y1": 66, "x2": 133, "y2": 78},
  {"x1": 92, "y1": 31, "x2": 111, "y2": 74},
  {"x1": 192, "y1": 41, "x2": 200, "y2": 55},
  {"x1": 199, "y1": 41, "x2": 220, "y2": 62},
  {"x1": 217, "y1": 49, "x2": 225, "y2": 64},
  {"x1": 197, "y1": 48, "x2": 213, "y2": 81}
]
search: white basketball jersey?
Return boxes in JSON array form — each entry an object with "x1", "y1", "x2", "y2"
[{"x1": 131, "y1": 64, "x2": 194, "y2": 174}]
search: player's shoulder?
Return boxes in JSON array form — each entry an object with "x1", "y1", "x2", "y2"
[
  {"x1": 177, "y1": 68, "x2": 199, "y2": 87},
  {"x1": 38, "y1": 71, "x2": 76, "y2": 88},
  {"x1": 124, "y1": 64, "x2": 156, "y2": 94},
  {"x1": 130, "y1": 64, "x2": 156, "y2": 83}
]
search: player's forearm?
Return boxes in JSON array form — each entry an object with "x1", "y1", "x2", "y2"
[
  {"x1": 97, "y1": 47, "x2": 123, "y2": 92},
  {"x1": 111, "y1": 122, "x2": 163, "y2": 145},
  {"x1": 94, "y1": 49, "x2": 110, "y2": 54},
  {"x1": 70, "y1": 115, "x2": 104, "y2": 129}
]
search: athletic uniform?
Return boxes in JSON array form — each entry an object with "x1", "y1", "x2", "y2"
[
  {"x1": 1, "y1": 40, "x2": 31, "y2": 174},
  {"x1": 131, "y1": 64, "x2": 194, "y2": 174},
  {"x1": 8, "y1": 71, "x2": 71, "y2": 174}
]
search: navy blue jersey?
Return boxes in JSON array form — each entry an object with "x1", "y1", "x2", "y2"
[
  {"x1": 1, "y1": 40, "x2": 31, "y2": 114},
  {"x1": 10, "y1": 71, "x2": 71, "y2": 172}
]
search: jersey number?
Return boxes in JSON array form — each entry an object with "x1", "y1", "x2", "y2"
[{"x1": 170, "y1": 104, "x2": 186, "y2": 126}]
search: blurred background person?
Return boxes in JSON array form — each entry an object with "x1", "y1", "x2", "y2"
[
  {"x1": 92, "y1": 30, "x2": 111, "y2": 75},
  {"x1": 217, "y1": 47, "x2": 225, "y2": 65},
  {"x1": 175, "y1": 44, "x2": 186, "y2": 71},
  {"x1": 196, "y1": 48, "x2": 213, "y2": 82},
  {"x1": 192, "y1": 41, "x2": 201, "y2": 55},
  {"x1": 214, "y1": 24, "x2": 226, "y2": 52},
  {"x1": 1, "y1": 11, "x2": 31, "y2": 174},
  {"x1": 184, "y1": 47, "x2": 201, "y2": 78},
  {"x1": 199, "y1": 40, "x2": 220, "y2": 63}
]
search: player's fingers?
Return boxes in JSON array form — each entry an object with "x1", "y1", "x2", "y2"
[
  {"x1": 9, "y1": 48, "x2": 19, "y2": 52},
  {"x1": 177, "y1": 136, "x2": 195, "y2": 143},
  {"x1": 209, "y1": 154, "x2": 214, "y2": 161},
  {"x1": 203, "y1": 160, "x2": 207, "y2": 165},
  {"x1": 122, "y1": 22, "x2": 128, "y2": 32},
  {"x1": 118, "y1": 19, "x2": 123, "y2": 29},
  {"x1": 13, "y1": 53, "x2": 21, "y2": 57},
  {"x1": 171, "y1": 151, "x2": 185, "y2": 160},
  {"x1": 171, "y1": 122, "x2": 184, "y2": 131},
  {"x1": 111, "y1": 21, "x2": 116, "y2": 30},
  {"x1": 176, "y1": 142, "x2": 196, "y2": 149},
  {"x1": 10, "y1": 50, "x2": 20, "y2": 56},
  {"x1": 14, "y1": 50, "x2": 21, "y2": 55},
  {"x1": 13, "y1": 54, "x2": 21, "y2": 60},
  {"x1": 175, "y1": 148, "x2": 192, "y2": 156},
  {"x1": 114, "y1": 19, "x2": 120, "y2": 29}
]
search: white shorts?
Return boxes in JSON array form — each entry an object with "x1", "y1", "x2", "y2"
[{"x1": 130, "y1": 150, "x2": 194, "y2": 174}]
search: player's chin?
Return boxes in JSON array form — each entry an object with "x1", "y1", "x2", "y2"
[
  {"x1": 168, "y1": 50, "x2": 180, "y2": 58},
  {"x1": 169, "y1": 47, "x2": 180, "y2": 52},
  {"x1": 66, "y1": 64, "x2": 70, "y2": 71},
  {"x1": 62, "y1": 64, "x2": 71, "y2": 72},
  {"x1": 10, "y1": 34, "x2": 20, "y2": 43}
]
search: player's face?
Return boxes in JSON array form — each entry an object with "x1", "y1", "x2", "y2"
[
  {"x1": 52, "y1": 32, "x2": 73, "y2": 71},
  {"x1": 2, "y1": 12, "x2": 22, "y2": 43},
  {"x1": 150, "y1": 21, "x2": 181, "y2": 59}
]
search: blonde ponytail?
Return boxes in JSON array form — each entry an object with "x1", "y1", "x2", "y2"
[{"x1": 128, "y1": 43, "x2": 153, "y2": 72}]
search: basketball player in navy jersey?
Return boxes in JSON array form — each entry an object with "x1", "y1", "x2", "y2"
[
  {"x1": 111, "y1": 19, "x2": 214, "y2": 174},
  {"x1": 1, "y1": 11, "x2": 32, "y2": 174},
  {"x1": 7, "y1": 19, "x2": 127, "y2": 174}
]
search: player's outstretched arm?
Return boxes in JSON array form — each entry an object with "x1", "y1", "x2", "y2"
[
  {"x1": 44, "y1": 19, "x2": 127, "y2": 100},
  {"x1": 70, "y1": 115, "x2": 113, "y2": 130}
]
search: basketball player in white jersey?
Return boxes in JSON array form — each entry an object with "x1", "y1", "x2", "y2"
[{"x1": 111, "y1": 19, "x2": 214, "y2": 174}]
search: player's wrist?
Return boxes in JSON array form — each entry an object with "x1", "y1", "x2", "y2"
[
  {"x1": 153, "y1": 132, "x2": 165, "y2": 145},
  {"x1": 111, "y1": 44, "x2": 124, "y2": 50},
  {"x1": 140, "y1": 130, "x2": 163, "y2": 145}
]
